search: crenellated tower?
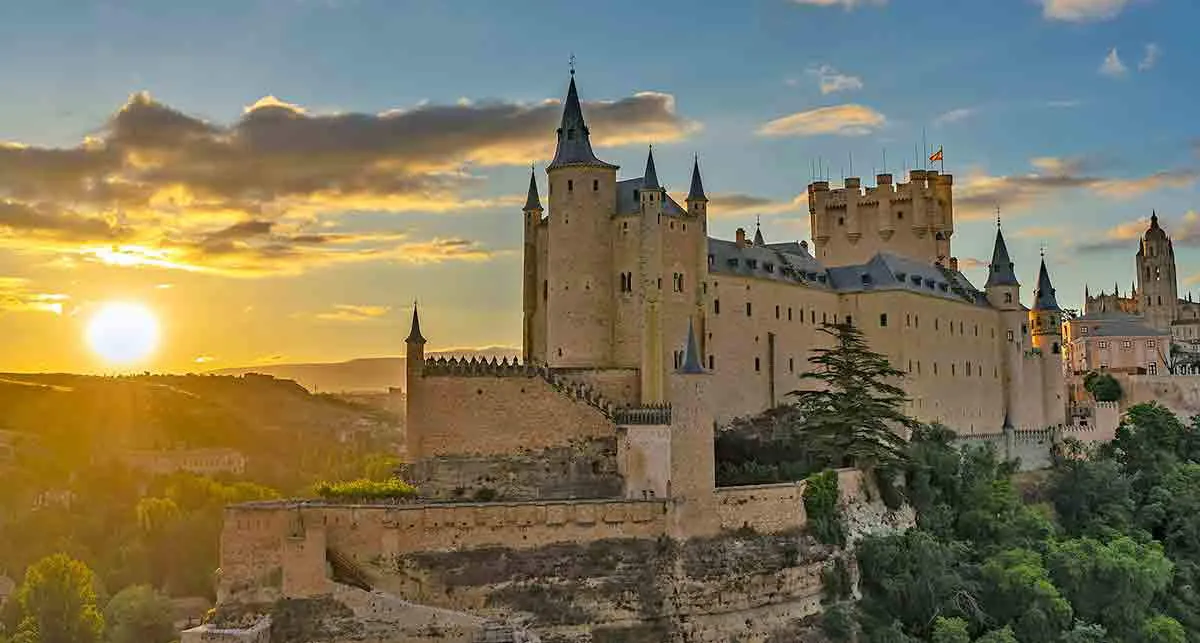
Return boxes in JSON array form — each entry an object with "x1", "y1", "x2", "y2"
[
  {"x1": 543, "y1": 71, "x2": 619, "y2": 368},
  {"x1": 404, "y1": 306, "x2": 427, "y2": 459},
  {"x1": 808, "y1": 169, "x2": 955, "y2": 267},
  {"x1": 1137, "y1": 211, "x2": 1178, "y2": 332},
  {"x1": 1030, "y1": 253, "x2": 1066, "y2": 426}
]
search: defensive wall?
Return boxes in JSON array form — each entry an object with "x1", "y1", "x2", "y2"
[
  {"x1": 1122, "y1": 374, "x2": 1200, "y2": 418},
  {"x1": 954, "y1": 428, "x2": 1057, "y2": 471}
]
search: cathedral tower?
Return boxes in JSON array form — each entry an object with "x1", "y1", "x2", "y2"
[
  {"x1": 1137, "y1": 212, "x2": 1178, "y2": 332},
  {"x1": 544, "y1": 72, "x2": 619, "y2": 367}
]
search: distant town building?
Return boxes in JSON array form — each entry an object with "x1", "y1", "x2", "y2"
[{"x1": 121, "y1": 448, "x2": 247, "y2": 477}]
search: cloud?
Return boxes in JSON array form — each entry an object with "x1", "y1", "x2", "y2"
[
  {"x1": 0, "y1": 87, "x2": 693, "y2": 275},
  {"x1": 1046, "y1": 100, "x2": 1082, "y2": 108},
  {"x1": 1100, "y1": 48, "x2": 1127, "y2": 78},
  {"x1": 194, "y1": 355, "x2": 216, "y2": 364},
  {"x1": 806, "y1": 65, "x2": 864, "y2": 95},
  {"x1": 955, "y1": 258, "x2": 989, "y2": 270},
  {"x1": 668, "y1": 191, "x2": 806, "y2": 218},
  {"x1": 1012, "y1": 225, "x2": 1067, "y2": 239},
  {"x1": 1041, "y1": 0, "x2": 1130, "y2": 22},
  {"x1": 791, "y1": 0, "x2": 885, "y2": 7},
  {"x1": 0, "y1": 277, "x2": 68, "y2": 315},
  {"x1": 934, "y1": 107, "x2": 978, "y2": 126},
  {"x1": 313, "y1": 304, "x2": 392, "y2": 322},
  {"x1": 1139, "y1": 43, "x2": 1161, "y2": 71},
  {"x1": 956, "y1": 156, "x2": 1198, "y2": 220},
  {"x1": 758, "y1": 104, "x2": 886, "y2": 137},
  {"x1": 1077, "y1": 212, "x2": 1200, "y2": 252}
]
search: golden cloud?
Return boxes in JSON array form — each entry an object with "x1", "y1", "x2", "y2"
[
  {"x1": 758, "y1": 104, "x2": 886, "y2": 137},
  {"x1": 0, "y1": 277, "x2": 68, "y2": 315},
  {"x1": 313, "y1": 304, "x2": 392, "y2": 323}
]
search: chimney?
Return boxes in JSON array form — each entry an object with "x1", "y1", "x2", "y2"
[
  {"x1": 735, "y1": 228, "x2": 747, "y2": 248},
  {"x1": 800, "y1": 240, "x2": 809, "y2": 252}
]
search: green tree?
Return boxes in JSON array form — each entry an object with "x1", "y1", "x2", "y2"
[
  {"x1": 804, "y1": 470, "x2": 845, "y2": 546},
  {"x1": 103, "y1": 585, "x2": 175, "y2": 643},
  {"x1": 1048, "y1": 457, "x2": 1134, "y2": 537},
  {"x1": 856, "y1": 531, "x2": 976, "y2": 639},
  {"x1": 974, "y1": 627, "x2": 1018, "y2": 643},
  {"x1": 931, "y1": 617, "x2": 971, "y2": 643},
  {"x1": 1140, "y1": 614, "x2": 1186, "y2": 643},
  {"x1": 1082, "y1": 371, "x2": 1121, "y2": 402},
  {"x1": 1047, "y1": 535, "x2": 1173, "y2": 637},
  {"x1": 786, "y1": 322, "x2": 915, "y2": 472},
  {"x1": 13, "y1": 554, "x2": 104, "y2": 643},
  {"x1": 978, "y1": 549, "x2": 1072, "y2": 643},
  {"x1": 1057, "y1": 622, "x2": 1107, "y2": 642}
]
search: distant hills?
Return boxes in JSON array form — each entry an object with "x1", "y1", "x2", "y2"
[{"x1": 209, "y1": 347, "x2": 520, "y2": 393}]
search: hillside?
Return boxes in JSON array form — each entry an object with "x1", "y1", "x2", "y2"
[{"x1": 209, "y1": 347, "x2": 520, "y2": 393}]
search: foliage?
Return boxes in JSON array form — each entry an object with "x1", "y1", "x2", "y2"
[
  {"x1": 1141, "y1": 614, "x2": 1187, "y2": 643},
  {"x1": 856, "y1": 530, "x2": 975, "y2": 639},
  {"x1": 821, "y1": 556, "x2": 854, "y2": 604},
  {"x1": 820, "y1": 602, "x2": 858, "y2": 642},
  {"x1": 1082, "y1": 371, "x2": 1122, "y2": 402},
  {"x1": 314, "y1": 477, "x2": 417, "y2": 502},
  {"x1": 977, "y1": 548, "x2": 1071, "y2": 642},
  {"x1": 931, "y1": 617, "x2": 970, "y2": 643},
  {"x1": 103, "y1": 585, "x2": 175, "y2": 643},
  {"x1": 1047, "y1": 535, "x2": 1173, "y2": 636},
  {"x1": 804, "y1": 470, "x2": 845, "y2": 546},
  {"x1": 12, "y1": 554, "x2": 105, "y2": 643},
  {"x1": 973, "y1": 627, "x2": 1017, "y2": 643}
]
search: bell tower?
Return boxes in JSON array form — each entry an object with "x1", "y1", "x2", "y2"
[{"x1": 1136, "y1": 211, "x2": 1178, "y2": 331}]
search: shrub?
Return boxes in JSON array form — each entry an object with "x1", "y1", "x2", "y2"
[
  {"x1": 804, "y1": 469, "x2": 845, "y2": 546},
  {"x1": 314, "y1": 477, "x2": 417, "y2": 502}
]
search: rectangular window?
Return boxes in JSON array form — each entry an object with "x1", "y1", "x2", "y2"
[
  {"x1": 775, "y1": 305, "x2": 780, "y2": 319},
  {"x1": 845, "y1": 315, "x2": 853, "y2": 326},
  {"x1": 1099, "y1": 341, "x2": 1109, "y2": 349},
  {"x1": 593, "y1": 179, "x2": 599, "y2": 191},
  {"x1": 822, "y1": 312, "x2": 827, "y2": 324},
  {"x1": 933, "y1": 363, "x2": 939, "y2": 375},
  {"x1": 880, "y1": 313, "x2": 888, "y2": 327},
  {"x1": 906, "y1": 314, "x2": 911, "y2": 327},
  {"x1": 1149, "y1": 362, "x2": 1158, "y2": 375},
  {"x1": 754, "y1": 357, "x2": 761, "y2": 372},
  {"x1": 789, "y1": 358, "x2": 794, "y2": 372},
  {"x1": 811, "y1": 310, "x2": 815, "y2": 324},
  {"x1": 1006, "y1": 330, "x2": 1014, "y2": 342},
  {"x1": 788, "y1": 307, "x2": 793, "y2": 321},
  {"x1": 1081, "y1": 326, "x2": 1089, "y2": 335},
  {"x1": 1122, "y1": 340, "x2": 1132, "y2": 348},
  {"x1": 568, "y1": 179, "x2": 573, "y2": 191},
  {"x1": 714, "y1": 299, "x2": 720, "y2": 315},
  {"x1": 746, "y1": 302, "x2": 752, "y2": 317},
  {"x1": 1148, "y1": 339, "x2": 1157, "y2": 348},
  {"x1": 708, "y1": 355, "x2": 714, "y2": 369}
]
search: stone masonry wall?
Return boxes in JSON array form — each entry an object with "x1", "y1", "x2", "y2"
[
  {"x1": 409, "y1": 373, "x2": 614, "y2": 459},
  {"x1": 406, "y1": 437, "x2": 622, "y2": 501}
]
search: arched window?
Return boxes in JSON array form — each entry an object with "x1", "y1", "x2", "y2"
[{"x1": 1004, "y1": 292, "x2": 1013, "y2": 304}]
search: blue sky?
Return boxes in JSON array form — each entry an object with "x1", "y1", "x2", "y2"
[{"x1": 0, "y1": 0, "x2": 1196, "y2": 371}]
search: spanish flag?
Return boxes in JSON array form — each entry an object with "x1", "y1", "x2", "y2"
[{"x1": 929, "y1": 146, "x2": 944, "y2": 163}]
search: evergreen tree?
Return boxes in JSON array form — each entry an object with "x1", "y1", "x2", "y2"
[{"x1": 786, "y1": 322, "x2": 916, "y2": 471}]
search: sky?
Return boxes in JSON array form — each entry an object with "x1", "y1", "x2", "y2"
[{"x1": 0, "y1": 0, "x2": 1197, "y2": 373}]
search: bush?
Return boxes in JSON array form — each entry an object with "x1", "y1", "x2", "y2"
[
  {"x1": 314, "y1": 477, "x2": 417, "y2": 502},
  {"x1": 1083, "y1": 371, "x2": 1122, "y2": 402},
  {"x1": 804, "y1": 469, "x2": 845, "y2": 546}
]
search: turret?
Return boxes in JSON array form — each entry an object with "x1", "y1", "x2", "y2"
[
  {"x1": 638, "y1": 146, "x2": 666, "y2": 403},
  {"x1": 405, "y1": 305, "x2": 427, "y2": 377},
  {"x1": 543, "y1": 71, "x2": 618, "y2": 368},
  {"x1": 986, "y1": 220, "x2": 1027, "y2": 430},
  {"x1": 985, "y1": 222, "x2": 1020, "y2": 310},
  {"x1": 1030, "y1": 254, "x2": 1067, "y2": 427},
  {"x1": 405, "y1": 305, "x2": 427, "y2": 458},
  {"x1": 666, "y1": 318, "x2": 717, "y2": 537},
  {"x1": 686, "y1": 154, "x2": 707, "y2": 223},
  {"x1": 521, "y1": 167, "x2": 543, "y2": 363}
]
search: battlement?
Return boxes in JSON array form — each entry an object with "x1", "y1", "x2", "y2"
[
  {"x1": 612, "y1": 404, "x2": 672, "y2": 426},
  {"x1": 423, "y1": 356, "x2": 534, "y2": 377},
  {"x1": 807, "y1": 170, "x2": 954, "y2": 208}
]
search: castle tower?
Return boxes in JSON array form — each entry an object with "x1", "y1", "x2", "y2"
[
  {"x1": 666, "y1": 318, "x2": 717, "y2": 537},
  {"x1": 544, "y1": 71, "x2": 619, "y2": 368},
  {"x1": 639, "y1": 146, "x2": 667, "y2": 403},
  {"x1": 985, "y1": 222, "x2": 1027, "y2": 429},
  {"x1": 1030, "y1": 254, "x2": 1066, "y2": 427},
  {"x1": 1137, "y1": 211, "x2": 1178, "y2": 332},
  {"x1": 522, "y1": 167, "x2": 543, "y2": 364},
  {"x1": 405, "y1": 306, "x2": 427, "y2": 459}
]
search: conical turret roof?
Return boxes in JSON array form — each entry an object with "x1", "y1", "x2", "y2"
[
  {"x1": 642, "y1": 146, "x2": 660, "y2": 190},
  {"x1": 687, "y1": 155, "x2": 707, "y2": 201},
  {"x1": 547, "y1": 74, "x2": 616, "y2": 171},
  {"x1": 1033, "y1": 257, "x2": 1061, "y2": 311},
  {"x1": 679, "y1": 318, "x2": 704, "y2": 374},
  {"x1": 986, "y1": 226, "x2": 1020, "y2": 288},
  {"x1": 523, "y1": 167, "x2": 542, "y2": 211},
  {"x1": 406, "y1": 306, "x2": 426, "y2": 344}
]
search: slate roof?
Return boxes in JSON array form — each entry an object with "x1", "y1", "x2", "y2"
[
  {"x1": 523, "y1": 169, "x2": 542, "y2": 211},
  {"x1": 1033, "y1": 258, "x2": 1061, "y2": 311},
  {"x1": 985, "y1": 226, "x2": 1020, "y2": 288},
  {"x1": 616, "y1": 178, "x2": 687, "y2": 217},
  {"x1": 1073, "y1": 312, "x2": 1166, "y2": 337},
  {"x1": 687, "y1": 156, "x2": 706, "y2": 201},
  {"x1": 547, "y1": 76, "x2": 617, "y2": 171}
]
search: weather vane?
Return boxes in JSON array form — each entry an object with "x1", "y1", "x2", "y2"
[
  {"x1": 995, "y1": 205, "x2": 1002, "y2": 228},
  {"x1": 569, "y1": 53, "x2": 575, "y2": 76}
]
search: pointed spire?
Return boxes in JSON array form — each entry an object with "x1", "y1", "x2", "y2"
[
  {"x1": 548, "y1": 73, "x2": 615, "y2": 171},
  {"x1": 1085, "y1": 284, "x2": 1090, "y2": 300},
  {"x1": 753, "y1": 216, "x2": 765, "y2": 246},
  {"x1": 523, "y1": 165, "x2": 542, "y2": 211},
  {"x1": 1033, "y1": 256, "x2": 1062, "y2": 311},
  {"x1": 985, "y1": 224, "x2": 1020, "y2": 288},
  {"x1": 679, "y1": 318, "x2": 704, "y2": 374},
  {"x1": 1151, "y1": 209, "x2": 1160, "y2": 229},
  {"x1": 406, "y1": 305, "x2": 426, "y2": 344},
  {"x1": 687, "y1": 154, "x2": 707, "y2": 202},
  {"x1": 1003, "y1": 411, "x2": 1013, "y2": 430},
  {"x1": 642, "y1": 145, "x2": 660, "y2": 190}
]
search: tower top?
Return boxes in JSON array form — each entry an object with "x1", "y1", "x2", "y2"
[
  {"x1": 753, "y1": 216, "x2": 765, "y2": 246},
  {"x1": 1033, "y1": 256, "x2": 1061, "y2": 312},
  {"x1": 985, "y1": 225, "x2": 1020, "y2": 288},
  {"x1": 687, "y1": 154, "x2": 707, "y2": 202},
  {"x1": 547, "y1": 73, "x2": 616, "y2": 171},
  {"x1": 642, "y1": 145, "x2": 660, "y2": 190},
  {"x1": 406, "y1": 305, "x2": 427, "y2": 345},
  {"x1": 523, "y1": 165, "x2": 542, "y2": 211}
]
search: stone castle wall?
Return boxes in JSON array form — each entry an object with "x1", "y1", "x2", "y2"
[{"x1": 1122, "y1": 374, "x2": 1200, "y2": 418}]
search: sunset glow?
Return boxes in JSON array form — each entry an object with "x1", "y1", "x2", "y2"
[{"x1": 85, "y1": 302, "x2": 161, "y2": 365}]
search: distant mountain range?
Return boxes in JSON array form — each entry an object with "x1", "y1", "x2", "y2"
[{"x1": 209, "y1": 347, "x2": 520, "y2": 393}]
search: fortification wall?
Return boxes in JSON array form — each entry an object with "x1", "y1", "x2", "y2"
[
  {"x1": 408, "y1": 369, "x2": 614, "y2": 459},
  {"x1": 1123, "y1": 374, "x2": 1200, "y2": 418},
  {"x1": 406, "y1": 437, "x2": 622, "y2": 501},
  {"x1": 954, "y1": 430, "x2": 1055, "y2": 471},
  {"x1": 713, "y1": 470, "x2": 863, "y2": 534},
  {"x1": 553, "y1": 367, "x2": 640, "y2": 405}
]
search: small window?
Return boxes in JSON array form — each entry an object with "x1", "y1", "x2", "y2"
[
  {"x1": 935, "y1": 319, "x2": 940, "y2": 330},
  {"x1": 707, "y1": 254, "x2": 714, "y2": 266},
  {"x1": 838, "y1": 217, "x2": 845, "y2": 226},
  {"x1": 543, "y1": 280, "x2": 548, "y2": 301},
  {"x1": 746, "y1": 302, "x2": 753, "y2": 317},
  {"x1": 897, "y1": 210, "x2": 904, "y2": 220},
  {"x1": 1004, "y1": 292, "x2": 1013, "y2": 304},
  {"x1": 1021, "y1": 323, "x2": 1028, "y2": 335},
  {"x1": 788, "y1": 308, "x2": 793, "y2": 321},
  {"x1": 567, "y1": 128, "x2": 576, "y2": 140},
  {"x1": 568, "y1": 179, "x2": 573, "y2": 192},
  {"x1": 789, "y1": 358, "x2": 794, "y2": 372},
  {"x1": 1007, "y1": 330, "x2": 1014, "y2": 342},
  {"x1": 747, "y1": 259, "x2": 758, "y2": 269},
  {"x1": 755, "y1": 357, "x2": 761, "y2": 372},
  {"x1": 1122, "y1": 340, "x2": 1132, "y2": 348},
  {"x1": 1099, "y1": 341, "x2": 1109, "y2": 349},
  {"x1": 593, "y1": 179, "x2": 599, "y2": 191},
  {"x1": 880, "y1": 313, "x2": 888, "y2": 327},
  {"x1": 1148, "y1": 339, "x2": 1157, "y2": 348},
  {"x1": 846, "y1": 315, "x2": 853, "y2": 326},
  {"x1": 623, "y1": 221, "x2": 629, "y2": 231},
  {"x1": 708, "y1": 355, "x2": 714, "y2": 369},
  {"x1": 775, "y1": 305, "x2": 781, "y2": 319},
  {"x1": 951, "y1": 364, "x2": 955, "y2": 376},
  {"x1": 1081, "y1": 326, "x2": 1090, "y2": 335},
  {"x1": 714, "y1": 299, "x2": 720, "y2": 315},
  {"x1": 934, "y1": 363, "x2": 939, "y2": 375},
  {"x1": 906, "y1": 314, "x2": 911, "y2": 327},
  {"x1": 811, "y1": 310, "x2": 815, "y2": 324}
]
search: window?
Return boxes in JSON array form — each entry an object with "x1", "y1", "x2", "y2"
[
  {"x1": 811, "y1": 310, "x2": 816, "y2": 323},
  {"x1": 1149, "y1": 362, "x2": 1158, "y2": 375},
  {"x1": 623, "y1": 221, "x2": 629, "y2": 231},
  {"x1": 960, "y1": 322, "x2": 964, "y2": 334},
  {"x1": 846, "y1": 315, "x2": 853, "y2": 326},
  {"x1": 951, "y1": 364, "x2": 955, "y2": 376},
  {"x1": 789, "y1": 358, "x2": 794, "y2": 372},
  {"x1": 568, "y1": 179, "x2": 573, "y2": 192},
  {"x1": 1158, "y1": 296, "x2": 1163, "y2": 305},
  {"x1": 966, "y1": 361, "x2": 971, "y2": 376},
  {"x1": 1004, "y1": 292, "x2": 1013, "y2": 304},
  {"x1": 1098, "y1": 341, "x2": 1109, "y2": 348},
  {"x1": 934, "y1": 363, "x2": 939, "y2": 375},
  {"x1": 935, "y1": 319, "x2": 939, "y2": 330},
  {"x1": 1007, "y1": 330, "x2": 1014, "y2": 342},
  {"x1": 897, "y1": 210, "x2": 904, "y2": 220},
  {"x1": 543, "y1": 280, "x2": 548, "y2": 301},
  {"x1": 755, "y1": 357, "x2": 761, "y2": 372},
  {"x1": 593, "y1": 179, "x2": 599, "y2": 191},
  {"x1": 566, "y1": 128, "x2": 575, "y2": 140},
  {"x1": 1021, "y1": 324, "x2": 1028, "y2": 335},
  {"x1": 838, "y1": 217, "x2": 845, "y2": 226},
  {"x1": 1081, "y1": 326, "x2": 1089, "y2": 335},
  {"x1": 714, "y1": 299, "x2": 720, "y2": 315},
  {"x1": 1122, "y1": 340, "x2": 1132, "y2": 348},
  {"x1": 906, "y1": 314, "x2": 911, "y2": 327},
  {"x1": 747, "y1": 259, "x2": 758, "y2": 269},
  {"x1": 822, "y1": 312, "x2": 828, "y2": 324},
  {"x1": 915, "y1": 315, "x2": 919, "y2": 328},
  {"x1": 880, "y1": 313, "x2": 888, "y2": 327},
  {"x1": 917, "y1": 361, "x2": 922, "y2": 374},
  {"x1": 673, "y1": 351, "x2": 682, "y2": 369},
  {"x1": 1148, "y1": 339, "x2": 1157, "y2": 348},
  {"x1": 672, "y1": 273, "x2": 684, "y2": 293},
  {"x1": 775, "y1": 305, "x2": 780, "y2": 319},
  {"x1": 788, "y1": 308, "x2": 793, "y2": 321},
  {"x1": 707, "y1": 254, "x2": 714, "y2": 266},
  {"x1": 746, "y1": 302, "x2": 753, "y2": 317},
  {"x1": 708, "y1": 355, "x2": 714, "y2": 369},
  {"x1": 974, "y1": 324, "x2": 979, "y2": 337}
]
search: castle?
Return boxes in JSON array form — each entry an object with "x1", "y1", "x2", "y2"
[{"x1": 212, "y1": 73, "x2": 1079, "y2": 641}]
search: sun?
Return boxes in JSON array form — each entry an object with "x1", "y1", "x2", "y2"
[{"x1": 85, "y1": 302, "x2": 161, "y2": 365}]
